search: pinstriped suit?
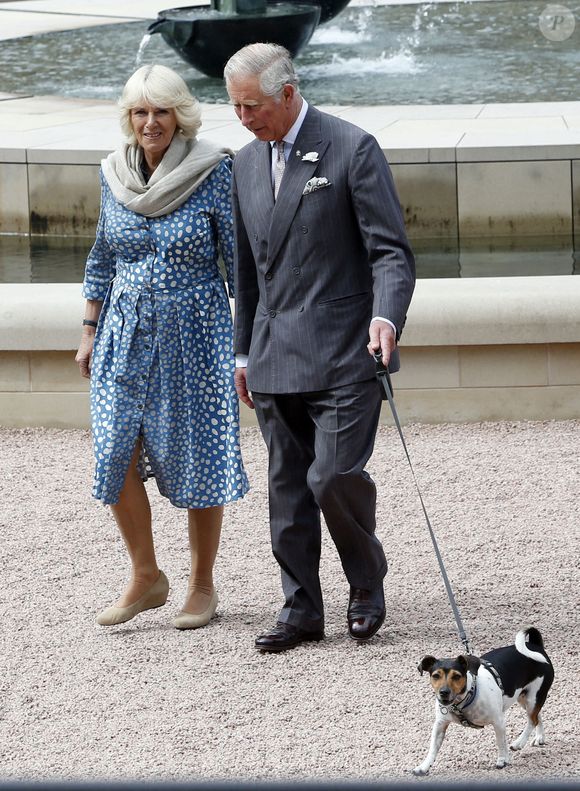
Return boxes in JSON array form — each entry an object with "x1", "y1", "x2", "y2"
[{"x1": 232, "y1": 105, "x2": 415, "y2": 631}]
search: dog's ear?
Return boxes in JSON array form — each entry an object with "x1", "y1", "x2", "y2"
[
  {"x1": 457, "y1": 654, "x2": 481, "y2": 675},
  {"x1": 418, "y1": 655, "x2": 437, "y2": 675},
  {"x1": 467, "y1": 654, "x2": 481, "y2": 675}
]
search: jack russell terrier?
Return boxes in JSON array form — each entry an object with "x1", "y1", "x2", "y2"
[{"x1": 414, "y1": 627, "x2": 554, "y2": 775}]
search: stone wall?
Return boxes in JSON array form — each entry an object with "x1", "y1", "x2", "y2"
[
  {"x1": 2, "y1": 147, "x2": 579, "y2": 242},
  {"x1": 2, "y1": 279, "x2": 579, "y2": 428}
]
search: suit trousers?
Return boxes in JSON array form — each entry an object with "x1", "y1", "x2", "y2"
[{"x1": 252, "y1": 379, "x2": 387, "y2": 631}]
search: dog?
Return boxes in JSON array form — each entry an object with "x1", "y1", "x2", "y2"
[{"x1": 413, "y1": 627, "x2": 554, "y2": 775}]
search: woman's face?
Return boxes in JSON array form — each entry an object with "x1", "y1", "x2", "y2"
[{"x1": 130, "y1": 102, "x2": 178, "y2": 161}]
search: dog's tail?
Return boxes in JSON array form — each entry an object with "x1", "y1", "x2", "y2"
[{"x1": 515, "y1": 627, "x2": 549, "y2": 664}]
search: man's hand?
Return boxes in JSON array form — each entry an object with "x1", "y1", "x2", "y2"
[
  {"x1": 234, "y1": 367, "x2": 254, "y2": 410},
  {"x1": 367, "y1": 319, "x2": 395, "y2": 368}
]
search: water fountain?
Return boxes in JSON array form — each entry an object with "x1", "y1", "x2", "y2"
[
  {"x1": 268, "y1": 0, "x2": 350, "y2": 24},
  {"x1": 2, "y1": 1, "x2": 577, "y2": 104},
  {"x1": 147, "y1": 0, "x2": 332, "y2": 78}
]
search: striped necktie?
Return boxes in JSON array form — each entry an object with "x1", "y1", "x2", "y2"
[{"x1": 273, "y1": 140, "x2": 286, "y2": 199}]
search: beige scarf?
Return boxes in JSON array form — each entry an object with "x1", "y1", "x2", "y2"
[{"x1": 101, "y1": 135, "x2": 233, "y2": 218}]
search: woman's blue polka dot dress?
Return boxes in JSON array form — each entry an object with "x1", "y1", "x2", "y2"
[{"x1": 82, "y1": 158, "x2": 249, "y2": 508}]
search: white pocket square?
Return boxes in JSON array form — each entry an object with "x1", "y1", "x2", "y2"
[{"x1": 302, "y1": 177, "x2": 331, "y2": 195}]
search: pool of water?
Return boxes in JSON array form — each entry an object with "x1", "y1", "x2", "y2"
[
  {"x1": 2, "y1": 1, "x2": 580, "y2": 104},
  {"x1": 1, "y1": 235, "x2": 577, "y2": 283}
]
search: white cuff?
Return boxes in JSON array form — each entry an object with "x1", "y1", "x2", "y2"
[
  {"x1": 371, "y1": 316, "x2": 397, "y2": 336},
  {"x1": 235, "y1": 354, "x2": 249, "y2": 368}
]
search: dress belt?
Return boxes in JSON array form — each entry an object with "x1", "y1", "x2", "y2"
[{"x1": 110, "y1": 275, "x2": 223, "y2": 295}]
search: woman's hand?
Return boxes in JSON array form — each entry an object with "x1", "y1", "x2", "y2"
[
  {"x1": 75, "y1": 332, "x2": 95, "y2": 379},
  {"x1": 77, "y1": 300, "x2": 102, "y2": 378}
]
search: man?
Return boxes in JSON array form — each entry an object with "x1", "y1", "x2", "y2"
[{"x1": 225, "y1": 43, "x2": 415, "y2": 652}]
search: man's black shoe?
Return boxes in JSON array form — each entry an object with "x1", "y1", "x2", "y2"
[
  {"x1": 347, "y1": 586, "x2": 385, "y2": 641},
  {"x1": 255, "y1": 621, "x2": 324, "y2": 652}
]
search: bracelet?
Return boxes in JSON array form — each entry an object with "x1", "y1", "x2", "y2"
[{"x1": 82, "y1": 319, "x2": 98, "y2": 328}]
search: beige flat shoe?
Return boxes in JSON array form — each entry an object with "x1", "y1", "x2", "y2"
[
  {"x1": 96, "y1": 570, "x2": 169, "y2": 626},
  {"x1": 173, "y1": 589, "x2": 218, "y2": 630}
]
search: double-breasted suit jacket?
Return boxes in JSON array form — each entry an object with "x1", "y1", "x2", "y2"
[{"x1": 231, "y1": 105, "x2": 415, "y2": 394}]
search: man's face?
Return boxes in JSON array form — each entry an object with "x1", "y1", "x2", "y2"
[{"x1": 227, "y1": 74, "x2": 295, "y2": 141}]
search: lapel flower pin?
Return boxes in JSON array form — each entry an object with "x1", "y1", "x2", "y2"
[
  {"x1": 303, "y1": 176, "x2": 331, "y2": 195},
  {"x1": 302, "y1": 151, "x2": 319, "y2": 162}
]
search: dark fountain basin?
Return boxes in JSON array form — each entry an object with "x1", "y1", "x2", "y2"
[
  {"x1": 266, "y1": 0, "x2": 350, "y2": 24},
  {"x1": 148, "y1": 1, "x2": 322, "y2": 79}
]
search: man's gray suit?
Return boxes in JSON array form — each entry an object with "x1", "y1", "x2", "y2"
[{"x1": 232, "y1": 105, "x2": 415, "y2": 631}]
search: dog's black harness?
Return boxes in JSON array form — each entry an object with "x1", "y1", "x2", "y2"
[
  {"x1": 480, "y1": 658, "x2": 505, "y2": 693},
  {"x1": 439, "y1": 661, "x2": 504, "y2": 729}
]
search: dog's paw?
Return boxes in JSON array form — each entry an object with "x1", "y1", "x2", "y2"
[
  {"x1": 532, "y1": 735, "x2": 545, "y2": 747},
  {"x1": 412, "y1": 766, "x2": 430, "y2": 777},
  {"x1": 510, "y1": 740, "x2": 524, "y2": 752},
  {"x1": 495, "y1": 757, "x2": 510, "y2": 769}
]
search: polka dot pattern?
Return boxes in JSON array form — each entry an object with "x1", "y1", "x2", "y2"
[{"x1": 82, "y1": 158, "x2": 249, "y2": 508}]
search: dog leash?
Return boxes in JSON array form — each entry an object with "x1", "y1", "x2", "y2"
[{"x1": 374, "y1": 351, "x2": 471, "y2": 654}]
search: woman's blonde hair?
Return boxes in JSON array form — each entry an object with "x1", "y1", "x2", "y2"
[{"x1": 118, "y1": 64, "x2": 202, "y2": 143}]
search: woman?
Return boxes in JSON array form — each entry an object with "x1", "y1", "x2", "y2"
[{"x1": 75, "y1": 64, "x2": 249, "y2": 630}]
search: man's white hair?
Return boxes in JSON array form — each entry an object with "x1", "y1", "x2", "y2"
[{"x1": 224, "y1": 43, "x2": 300, "y2": 97}]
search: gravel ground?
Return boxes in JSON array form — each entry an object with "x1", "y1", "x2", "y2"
[{"x1": 0, "y1": 421, "x2": 579, "y2": 783}]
